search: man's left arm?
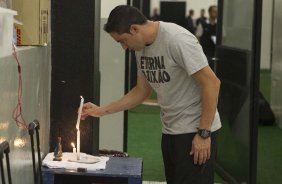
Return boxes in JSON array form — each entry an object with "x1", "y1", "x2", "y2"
[{"x1": 190, "y1": 66, "x2": 221, "y2": 165}]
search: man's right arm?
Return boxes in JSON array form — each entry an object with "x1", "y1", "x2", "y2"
[{"x1": 81, "y1": 75, "x2": 152, "y2": 119}]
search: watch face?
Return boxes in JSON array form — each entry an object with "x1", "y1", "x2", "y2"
[
  {"x1": 198, "y1": 129, "x2": 211, "y2": 138},
  {"x1": 202, "y1": 130, "x2": 209, "y2": 137}
]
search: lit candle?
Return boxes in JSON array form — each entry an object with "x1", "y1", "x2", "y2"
[
  {"x1": 71, "y1": 142, "x2": 76, "y2": 153},
  {"x1": 76, "y1": 96, "x2": 84, "y2": 129},
  {"x1": 77, "y1": 130, "x2": 80, "y2": 160},
  {"x1": 76, "y1": 96, "x2": 84, "y2": 160}
]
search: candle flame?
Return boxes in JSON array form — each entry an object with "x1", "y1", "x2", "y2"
[{"x1": 71, "y1": 142, "x2": 75, "y2": 148}]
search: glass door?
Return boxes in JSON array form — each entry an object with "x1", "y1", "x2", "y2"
[
  {"x1": 215, "y1": 0, "x2": 262, "y2": 183},
  {"x1": 271, "y1": 0, "x2": 282, "y2": 128}
]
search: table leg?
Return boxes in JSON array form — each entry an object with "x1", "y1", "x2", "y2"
[
  {"x1": 128, "y1": 177, "x2": 142, "y2": 184},
  {"x1": 42, "y1": 172, "x2": 55, "y2": 184}
]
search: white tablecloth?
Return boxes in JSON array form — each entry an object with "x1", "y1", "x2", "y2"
[{"x1": 42, "y1": 152, "x2": 109, "y2": 171}]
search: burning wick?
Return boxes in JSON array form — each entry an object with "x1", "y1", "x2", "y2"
[{"x1": 71, "y1": 142, "x2": 76, "y2": 153}]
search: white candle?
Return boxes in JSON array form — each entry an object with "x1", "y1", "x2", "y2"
[
  {"x1": 71, "y1": 142, "x2": 76, "y2": 153},
  {"x1": 76, "y1": 96, "x2": 84, "y2": 160},
  {"x1": 76, "y1": 96, "x2": 84, "y2": 130},
  {"x1": 77, "y1": 130, "x2": 80, "y2": 160}
]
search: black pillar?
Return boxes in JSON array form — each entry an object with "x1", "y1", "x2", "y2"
[{"x1": 50, "y1": 0, "x2": 100, "y2": 155}]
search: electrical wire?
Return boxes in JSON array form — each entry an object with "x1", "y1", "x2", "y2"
[{"x1": 12, "y1": 44, "x2": 28, "y2": 129}]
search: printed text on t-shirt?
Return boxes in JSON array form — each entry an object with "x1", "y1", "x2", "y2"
[{"x1": 140, "y1": 56, "x2": 171, "y2": 83}]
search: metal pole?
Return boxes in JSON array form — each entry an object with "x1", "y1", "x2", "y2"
[
  {"x1": 36, "y1": 128, "x2": 42, "y2": 184},
  {"x1": 0, "y1": 159, "x2": 6, "y2": 184},
  {"x1": 5, "y1": 153, "x2": 12, "y2": 184}
]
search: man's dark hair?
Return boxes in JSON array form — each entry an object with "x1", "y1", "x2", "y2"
[
  {"x1": 208, "y1": 5, "x2": 217, "y2": 13},
  {"x1": 189, "y1": 9, "x2": 194, "y2": 16},
  {"x1": 104, "y1": 5, "x2": 148, "y2": 34}
]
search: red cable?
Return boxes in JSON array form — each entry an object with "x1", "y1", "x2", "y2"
[{"x1": 12, "y1": 45, "x2": 28, "y2": 129}]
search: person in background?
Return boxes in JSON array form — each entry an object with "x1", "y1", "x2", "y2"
[
  {"x1": 196, "y1": 8, "x2": 207, "y2": 26},
  {"x1": 185, "y1": 9, "x2": 196, "y2": 34},
  {"x1": 196, "y1": 5, "x2": 217, "y2": 70},
  {"x1": 81, "y1": 5, "x2": 221, "y2": 184},
  {"x1": 150, "y1": 7, "x2": 160, "y2": 21}
]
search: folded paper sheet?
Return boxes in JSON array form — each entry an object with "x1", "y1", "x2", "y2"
[{"x1": 42, "y1": 152, "x2": 109, "y2": 171}]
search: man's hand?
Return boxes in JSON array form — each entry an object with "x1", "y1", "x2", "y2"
[
  {"x1": 81, "y1": 102, "x2": 106, "y2": 120},
  {"x1": 190, "y1": 134, "x2": 211, "y2": 165}
]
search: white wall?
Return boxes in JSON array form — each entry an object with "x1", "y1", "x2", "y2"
[
  {"x1": 150, "y1": 0, "x2": 217, "y2": 17},
  {"x1": 99, "y1": 0, "x2": 126, "y2": 151},
  {"x1": 101, "y1": 0, "x2": 127, "y2": 18},
  {"x1": 260, "y1": 0, "x2": 273, "y2": 69}
]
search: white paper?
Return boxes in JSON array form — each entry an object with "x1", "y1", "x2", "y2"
[{"x1": 42, "y1": 152, "x2": 109, "y2": 171}]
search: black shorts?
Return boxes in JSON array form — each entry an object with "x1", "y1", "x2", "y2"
[{"x1": 161, "y1": 131, "x2": 218, "y2": 184}]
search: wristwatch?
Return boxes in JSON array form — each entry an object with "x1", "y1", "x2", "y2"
[{"x1": 197, "y1": 129, "x2": 211, "y2": 139}]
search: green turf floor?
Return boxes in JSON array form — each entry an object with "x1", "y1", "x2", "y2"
[{"x1": 128, "y1": 105, "x2": 165, "y2": 181}]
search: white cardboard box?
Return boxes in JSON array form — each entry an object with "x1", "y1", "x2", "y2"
[{"x1": 0, "y1": 7, "x2": 17, "y2": 57}]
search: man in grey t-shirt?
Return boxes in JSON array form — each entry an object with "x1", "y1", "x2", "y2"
[{"x1": 81, "y1": 5, "x2": 221, "y2": 184}]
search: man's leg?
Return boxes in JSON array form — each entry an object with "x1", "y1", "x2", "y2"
[
  {"x1": 162, "y1": 131, "x2": 218, "y2": 184},
  {"x1": 161, "y1": 134, "x2": 175, "y2": 184}
]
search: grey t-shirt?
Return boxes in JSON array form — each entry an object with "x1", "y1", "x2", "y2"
[{"x1": 135, "y1": 21, "x2": 221, "y2": 134}]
